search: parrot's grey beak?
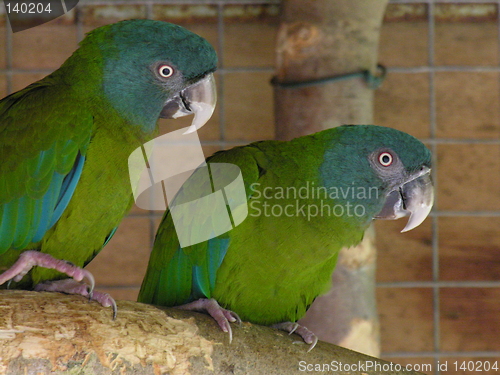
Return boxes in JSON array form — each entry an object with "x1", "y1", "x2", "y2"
[
  {"x1": 160, "y1": 73, "x2": 217, "y2": 134},
  {"x1": 375, "y1": 166, "x2": 434, "y2": 232}
]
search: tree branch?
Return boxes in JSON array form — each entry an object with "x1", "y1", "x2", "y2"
[{"x1": 0, "y1": 290, "x2": 423, "y2": 374}]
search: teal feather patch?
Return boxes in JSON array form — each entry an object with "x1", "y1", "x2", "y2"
[
  {"x1": 31, "y1": 172, "x2": 64, "y2": 243},
  {"x1": 207, "y1": 238, "x2": 229, "y2": 292},
  {"x1": 50, "y1": 153, "x2": 85, "y2": 228},
  {"x1": 0, "y1": 152, "x2": 85, "y2": 252},
  {"x1": 192, "y1": 266, "x2": 210, "y2": 299},
  {"x1": 102, "y1": 226, "x2": 118, "y2": 248},
  {"x1": 191, "y1": 237, "x2": 229, "y2": 300},
  {"x1": 151, "y1": 237, "x2": 229, "y2": 306}
]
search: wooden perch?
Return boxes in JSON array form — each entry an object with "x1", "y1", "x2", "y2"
[{"x1": 0, "y1": 290, "x2": 423, "y2": 375}]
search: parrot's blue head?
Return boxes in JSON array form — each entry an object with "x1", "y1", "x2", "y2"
[
  {"x1": 66, "y1": 19, "x2": 218, "y2": 134},
  {"x1": 320, "y1": 125, "x2": 433, "y2": 232}
]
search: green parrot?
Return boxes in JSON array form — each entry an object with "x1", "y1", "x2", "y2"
[
  {"x1": 138, "y1": 124, "x2": 434, "y2": 349},
  {"x1": 0, "y1": 19, "x2": 217, "y2": 315}
]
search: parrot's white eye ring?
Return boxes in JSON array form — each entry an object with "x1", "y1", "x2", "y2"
[
  {"x1": 158, "y1": 65, "x2": 174, "y2": 78},
  {"x1": 378, "y1": 152, "x2": 393, "y2": 167}
]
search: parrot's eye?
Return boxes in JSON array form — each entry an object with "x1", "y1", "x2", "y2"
[
  {"x1": 158, "y1": 65, "x2": 174, "y2": 78},
  {"x1": 378, "y1": 152, "x2": 393, "y2": 167}
]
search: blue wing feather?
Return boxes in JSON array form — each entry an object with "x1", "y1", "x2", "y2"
[
  {"x1": 139, "y1": 145, "x2": 263, "y2": 307},
  {"x1": 0, "y1": 78, "x2": 94, "y2": 255},
  {"x1": 206, "y1": 237, "x2": 229, "y2": 291},
  {"x1": 0, "y1": 152, "x2": 85, "y2": 250},
  {"x1": 31, "y1": 172, "x2": 64, "y2": 243},
  {"x1": 148, "y1": 236, "x2": 230, "y2": 306},
  {"x1": 102, "y1": 226, "x2": 118, "y2": 248},
  {"x1": 191, "y1": 237, "x2": 230, "y2": 301},
  {"x1": 50, "y1": 153, "x2": 85, "y2": 228},
  {"x1": 192, "y1": 267, "x2": 210, "y2": 299}
]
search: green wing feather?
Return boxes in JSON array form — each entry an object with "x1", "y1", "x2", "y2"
[
  {"x1": 138, "y1": 145, "x2": 263, "y2": 306},
  {"x1": 0, "y1": 75, "x2": 93, "y2": 254}
]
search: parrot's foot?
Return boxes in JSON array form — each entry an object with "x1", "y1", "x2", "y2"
[
  {"x1": 271, "y1": 322, "x2": 319, "y2": 352},
  {"x1": 175, "y1": 298, "x2": 241, "y2": 343},
  {"x1": 35, "y1": 279, "x2": 117, "y2": 319},
  {"x1": 0, "y1": 250, "x2": 94, "y2": 290}
]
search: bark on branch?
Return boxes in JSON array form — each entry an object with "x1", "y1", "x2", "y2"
[{"x1": 0, "y1": 291, "x2": 422, "y2": 375}]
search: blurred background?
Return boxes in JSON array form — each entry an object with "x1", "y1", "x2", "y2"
[{"x1": 0, "y1": 1, "x2": 499, "y2": 374}]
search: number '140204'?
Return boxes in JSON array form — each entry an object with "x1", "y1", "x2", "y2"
[
  {"x1": 453, "y1": 361, "x2": 499, "y2": 372},
  {"x1": 5, "y1": 3, "x2": 52, "y2": 14}
]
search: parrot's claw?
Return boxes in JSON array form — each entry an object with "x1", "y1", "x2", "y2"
[
  {"x1": 271, "y1": 321, "x2": 319, "y2": 352},
  {"x1": 175, "y1": 298, "x2": 241, "y2": 344},
  {"x1": 35, "y1": 279, "x2": 117, "y2": 320},
  {"x1": 0, "y1": 250, "x2": 95, "y2": 294}
]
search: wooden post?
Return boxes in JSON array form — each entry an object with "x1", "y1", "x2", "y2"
[{"x1": 274, "y1": 0, "x2": 389, "y2": 356}]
